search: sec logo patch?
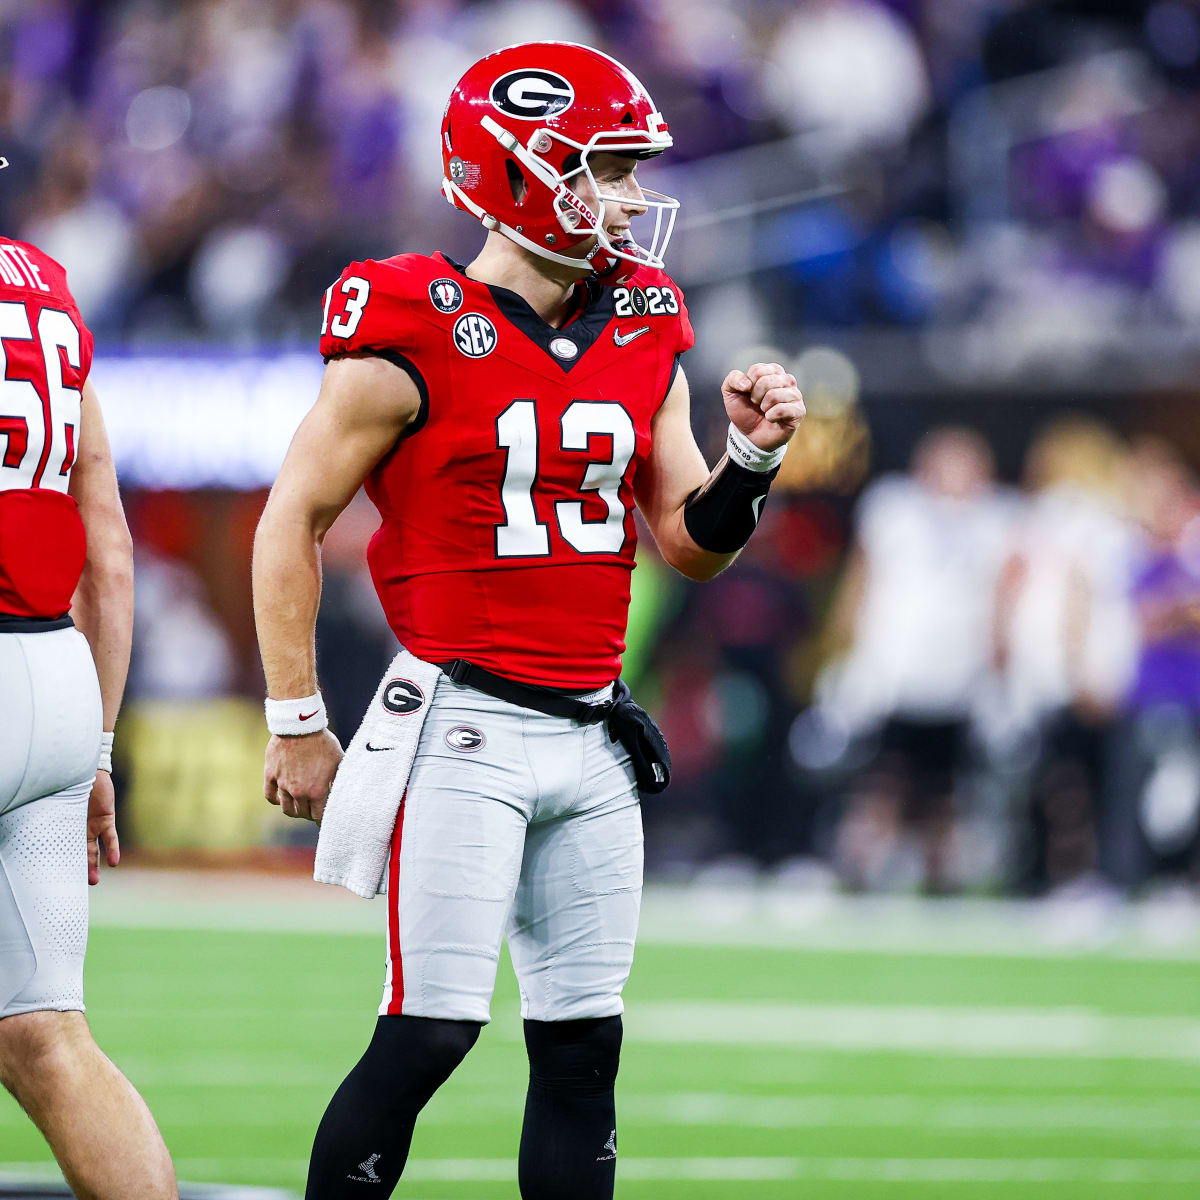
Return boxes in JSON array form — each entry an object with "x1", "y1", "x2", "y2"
[
  {"x1": 382, "y1": 678, "x2": 425, "y2": 715},
  {"x1": 453, "y1": 313, "x2": 497, "y2": 358},
  {"x1": 429, "y1": 278, "x2": 464, "y2": 314},
  {"x1": 445, "y1": 726, "x2": 486, "y2": 752}
]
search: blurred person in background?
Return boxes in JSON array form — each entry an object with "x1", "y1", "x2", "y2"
[
  {"x1": 648, "y1": 505, "x2": 813, "y2": 875},
  {"x1": 816, "y1": 427, "x2": 1015, "y2": 892},
  {"x1": 0, "y1": 236, "x2": 175, "y2": 1198},
  {"x1": 128, "y1": 547, "x2": 236, "y2": 702},
  {"x1": 992, "y1": 416, "x2": 1138, "y2": 895},
  {"x1": 1105, "y1": 439, "x2": 1200, "y2": 891},
  {"x1": 253, "y1": 40, "x2": 804, "y2": 1200}
]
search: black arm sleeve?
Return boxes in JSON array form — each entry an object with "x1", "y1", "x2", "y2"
[{"x1": 681, "y1": 458, "x2": 779, "y2": 555}]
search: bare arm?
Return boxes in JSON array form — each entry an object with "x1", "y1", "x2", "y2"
[
  {"x1": 67, "y1": 379, "x2": 134, "y2": 884},
  {"x1": 634, "y1": 368, "x2": 734, "y2": 581},
  {"x1": 69, "y1": 379, "x2": 133, "y2": 730},
  {"x1": 252, "y1": 354, "x2": 421, "y2": 821},
  {"x1": 634, "y1": 362, "x2": 805, "y2": 582}
]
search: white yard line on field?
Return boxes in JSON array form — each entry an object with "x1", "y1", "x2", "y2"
[
  {"x1": 156, "y1": 1156, "x2": 1200, "y2": 1184},
  {"x1": 621, "y1": 1091, "x2": 1200, "y2": 1131},
  {"x1": 86, "y1": 870, "x2": 1200, "y2": 960},
  {"x1": 10, "y1": 1156, "x2": 1200, "y2": 1187},
  {"x1": 101, "y1": 1087, "x2": 1200, "y2": 1134},
  {"x1": 92, "y1": 1000, "x2": 1200, "y2": 1073},
  {"x1": 623, "y1": 1001, "x2": 1200, "y2": 1060}
]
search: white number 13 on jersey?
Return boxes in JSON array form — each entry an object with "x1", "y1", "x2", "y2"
[
  {"x1": 495, "y1": 400, "x2": 636, "y2": 557},
  {"x1": 322, "y1": 276, "x2": 370, "y2": 338}
]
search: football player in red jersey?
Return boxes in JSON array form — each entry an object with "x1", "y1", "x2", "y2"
[
  {"x1": 0, "y1": 235, "x2": 177, "y2": 1197},
  {"x1": 253, "y1": 42, "x2": 803, "y2": 1198}
]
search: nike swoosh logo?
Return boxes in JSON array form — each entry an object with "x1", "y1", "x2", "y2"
[
  {"x1": 365, "y1": 743, "x2": 395, "y2": 752},
  {"x1": 613, "y1": 325, "x2": 650, "y2": 347},
  {"x1": 299, "y1": 710, "x2": 319, "y2": 721}
]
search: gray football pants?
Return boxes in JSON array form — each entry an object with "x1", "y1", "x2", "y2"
[{"x1": 380, "y1": 675, "x2": 643, "y2": 1023}]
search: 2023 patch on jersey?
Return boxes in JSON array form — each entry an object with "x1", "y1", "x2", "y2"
[
  {"x1": 320, "y1": 252, "x2": 694, "y2": 688},
  {"x1": 0, "y1": 239, "x2": 93, "y2": 619}
]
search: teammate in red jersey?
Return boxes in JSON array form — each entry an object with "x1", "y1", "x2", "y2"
[
  {"x1": 253, "y1": 42, "x2": 803, "y2": 1199},
  {"x1": 0, "y1": 236, "x2": 176, "y2": 1197}
]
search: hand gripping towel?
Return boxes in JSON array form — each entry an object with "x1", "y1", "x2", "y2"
[{"x1": 313, "y1": 649, "x2": 441, "y2": 898}]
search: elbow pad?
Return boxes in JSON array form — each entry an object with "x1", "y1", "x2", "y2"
[{"x1": 682, "y1": 458, "x2": 779, "y2": 554}]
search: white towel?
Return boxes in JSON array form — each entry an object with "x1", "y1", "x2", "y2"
[{"x1": 314, "y1": 649, "x2": 442, "y2": 898}]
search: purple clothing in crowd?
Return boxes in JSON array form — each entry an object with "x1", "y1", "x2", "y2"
[{"x1": 1127, "y1": 551, "x2": 1200, "y2": 712}]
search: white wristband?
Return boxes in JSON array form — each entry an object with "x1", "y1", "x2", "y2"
[
  {"x1": 265, "y1": 692, "x2": 329, "y2": 736},
  {"x1": 727, "y1": 423, "x2": 787, "y2": 473},
  {"x1": 97, "y1": 731, "x2": 114, "y2": 774}
]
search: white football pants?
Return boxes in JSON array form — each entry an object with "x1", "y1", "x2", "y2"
[{"x1": 0, "y1": 626, "x2": 101, "y2": 1016}]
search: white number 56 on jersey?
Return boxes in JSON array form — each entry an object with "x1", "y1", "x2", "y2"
[{"x1": 0, "y1": 301, "x2": 82, "y2": 493}]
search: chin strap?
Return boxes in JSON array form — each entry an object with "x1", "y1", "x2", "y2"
[
  {"x1": 443, "y1": 176, "x2": 647, "y2": 286},
  {"x1": 586, "y1": 239, "x2": 645, "y2": 284}
]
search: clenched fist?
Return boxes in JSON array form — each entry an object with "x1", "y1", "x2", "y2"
[{"x1": 722, "y1": 362, "x2": 805, "y2": 453}]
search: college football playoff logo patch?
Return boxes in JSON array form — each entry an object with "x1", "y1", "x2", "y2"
[
  {"x1": 490, "y1": 69, "x2": 575, "y2": 120},
  {"x1": 445, "y1": 726, "x2": 486, "y2": 753},
  {"x1": 429, "y1": 278, "x2": 464, "y2": 314},
  {"x1": 615, "y1": 286, "x2": 649, "y2": 318},
  {"x1": 381, "y1": 678, "x2": 425, "y2": 716},
  {"x1": 453, "y1": 313, "x2": 497, "y2": 357}
]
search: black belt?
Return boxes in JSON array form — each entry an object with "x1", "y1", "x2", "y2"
[
  {"x1": 434, "y1": 659, "x2": 613, "y2": 724},
  {"x1": 0, "y1": 613, "x2": 73, "y2": 633}
]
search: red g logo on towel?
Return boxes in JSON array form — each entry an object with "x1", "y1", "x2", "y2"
[{"x1": 382, "y1": 678, "x2": 425, "y2": 716}]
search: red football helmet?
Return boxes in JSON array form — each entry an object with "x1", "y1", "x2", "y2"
[{"x1": 441, "y1": 42, "x2": 679, "y2": 283}]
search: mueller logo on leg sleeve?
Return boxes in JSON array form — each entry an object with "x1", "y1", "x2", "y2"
[
  {"x1": 597, "y1": 1129, "x2": 617, "y2": 1161},
  {"x1": 382, "y1": 679, "x2": 425, "y2": 716},
  {"x1": 348, "y1": 1151, "x2": 383, "y2": 1183},
  {"x1": 445, "y1": 726, "x2": 486, "y2": 752}
]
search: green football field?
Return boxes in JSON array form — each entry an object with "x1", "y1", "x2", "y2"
[{"x1": 3, "y1": 874, "x2": 1200, "y2": 1199}]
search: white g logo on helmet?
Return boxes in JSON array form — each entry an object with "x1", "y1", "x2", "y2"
[{"x1": 490, "y1": 70, "x2": 575, "y2": 120}]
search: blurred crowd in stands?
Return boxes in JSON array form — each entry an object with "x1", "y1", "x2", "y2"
[
  {"x1": 6, "y1": 0, "x2": 1200, "y2": 892},
  {"x1": 6, "y1": 0, "x2": 1200, "y2": 355}
]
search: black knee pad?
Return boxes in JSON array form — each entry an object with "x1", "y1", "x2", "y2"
[
  {"x1": 524, "y1": 1016, "x2": 622, "y2": 1091},
  {"x1": 360, "y1": 1014, "x2": 482, "y2": 1101}
]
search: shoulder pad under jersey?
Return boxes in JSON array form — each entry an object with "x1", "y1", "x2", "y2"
[{"x1": 319, "y1": 253, "x2": 447, "y2": 362}]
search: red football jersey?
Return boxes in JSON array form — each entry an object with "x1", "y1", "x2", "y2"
[
  {"x1": 320, "y1": 251, "x2": 694, "y2": 687},
  {"x1": 0, "y1": 238, "x2": 92, "y2": 619}
]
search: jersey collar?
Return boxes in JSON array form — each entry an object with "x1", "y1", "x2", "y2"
[{"x1": 439, "y1": 253, "x2": 616, "y2": 373}]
